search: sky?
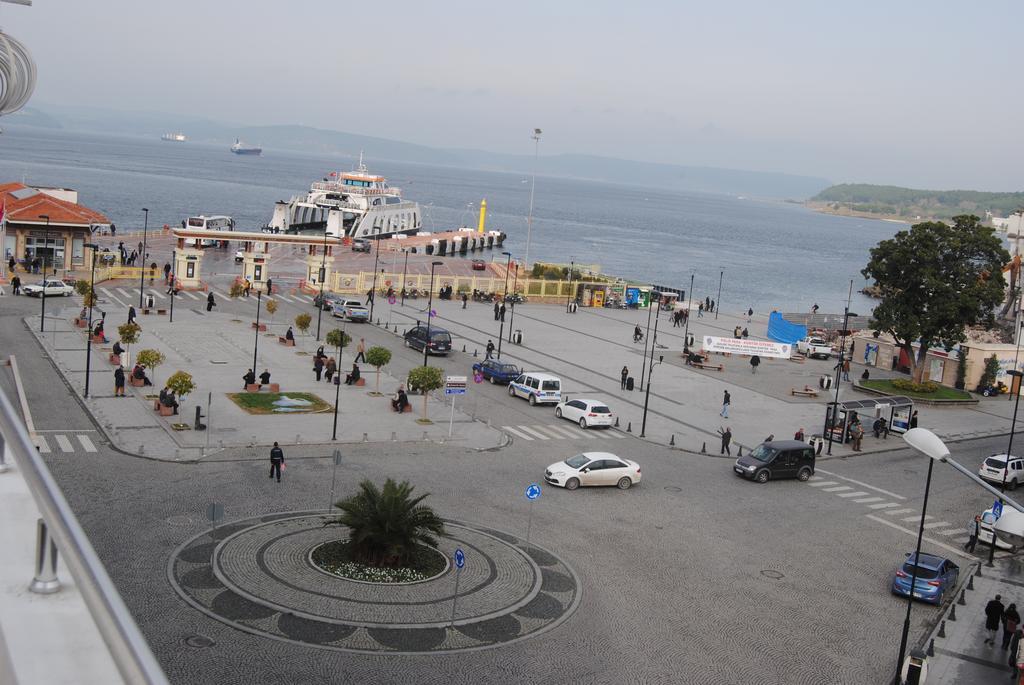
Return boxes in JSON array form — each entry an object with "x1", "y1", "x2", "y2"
[{"x1": 2, "y1": 0, "x2": 1022, "y2": 190}]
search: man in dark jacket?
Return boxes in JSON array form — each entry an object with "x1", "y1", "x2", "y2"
[
  {"x1": 259, "y1": 369, "x2": 271, "y2": 386},
  {"x1": 269, "y1": 442, "x2": 284, "y2": 483},
  {"x1": 243, "y1": 369, "x2": 256, "y2": 388},
  {"x1": 207, "y1": 292, "x2": 216, "y2": 312},
  {"x1": 985, "y1": 595, "x2": 1005, "y2": 645},
  {"x1": 718, "y1": 426, "x2": 732, "y2": 456}
]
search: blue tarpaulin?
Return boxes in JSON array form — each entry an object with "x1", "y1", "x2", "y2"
[{"x1": 767, "y1": 312, "x2": 807, "y2": 345}]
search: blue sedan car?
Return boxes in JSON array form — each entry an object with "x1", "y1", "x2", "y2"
[
  {"x1": 472, "y1": 359, "x2": 521, "y2": 385},
  {"x1": 891, "y1": 552, "x2": 959, "y2": 605}
]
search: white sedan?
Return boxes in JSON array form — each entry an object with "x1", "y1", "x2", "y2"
[
  {"x1": 554, "y1": 398, "x2": 614, "y2": 429},
  {"x1": 22, "y1": 279, "x2": 74, "y2": 297},
  {"x1": 544, "y1": 452, "x2": 641, "y2": 490}
]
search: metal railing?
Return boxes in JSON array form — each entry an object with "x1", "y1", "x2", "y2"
[
  {"x1": 327, "y1": 270, "x2": 614, "y2": 299},
  {"x1": 0, "y1": 386, "x2": 169, "y2": 684}
]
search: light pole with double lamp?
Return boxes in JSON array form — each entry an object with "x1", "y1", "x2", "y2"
[
  {"x1": 400, "y1": 249, "x2": 410, "y2": 306},
  {"x1": 37, "y1": 214, "x2": 49, "y2": 332},
  {"x1": 683, "y1": 273, "x2": 695, "y2": 349},
  {"x1": 523, "y1": 128, "x2": 541, "y2": 271},
  {"x1": 992, "y1": 366, "x2": 1024, "y2": 567},
  {"x1": 138, "y1": 208, "x2": 149, "y2": 307},
  {"x1": 332, "y1": 323, "x2": 347, "y2": 441},
  {"x1": 83, "y1": 243, "x2": 100, "y2": 398},
  {"x1": 715, "y1": 269, "x2": 723, "y2": 320},
  {"x1": 497, "y1": 251, "x2": 512, "y2": 358},
  {"x1": 640, "y1": 292, "x2": 663, "y2": 438},
  {"x1": 565, "y1": 259, "x2": 574, "y2": 313},
  {"x1": 423, "y1": 261, "x2": 443, "y2": 367},
  {"x1": 315, "y1": 229, "x2": 328, "y2": 341},
  {"x1": 507, "y1": 261, "x2": 520, "y2": 342},
  {"x1": 639, "y1": 288, "x2": 655, "y2": 391},
  {"x1": 368, "y1": 226, "x2": 382, "y2": 322},
  {"x1": 826, "y1": 282, "x2": 853, "y2": 455}
]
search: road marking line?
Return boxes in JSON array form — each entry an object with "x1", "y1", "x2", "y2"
[
  {"x1": 527, "y1": 425, "x2": 568, "y2": 439},
  {"x1": 276, "y1": 294, "x2": 295, "y2": 302},
  {"x1": 36, "y1": 435, "x2": 50, "y2": 453},
  {"x1": 517, "y1": 425, "x2": 551, "y2": 440},
  {"x1": 807, "y1": 481, "x2": 838, "y2": 487},
  {"x1": 814, "y1": 468, "x2": 907, "y2": 500},
  {"x1": 869, "y1": 502, "x2": 900, "y2": 510},
  {"x1": 853, "y1": 497, "x2": 884, "y2": 504},
  {"x1": 100, "y1": 288, "x2": 127, "y2": 308},
  {"x1": 837, "y1": 491, "x2": 869, "y2": 498},
  {"x1": 865, "y1": 515, "x2": 971, "y2": 560},
  {"x1": 181, "y1": 290, "x2": 200, "y2": 300},
  {"x1": 149, "y1": 290, "x2": 166, "y2": 300},
  {"x1": 547, "y1": 425, "x2": 592, "y2": 439},
  {"x1": 901, "y1": 515, "x2": 934, "y2": 523},
  {"x1": 116, "y1": 288, "x2": 134, "y2": 299},
  {"x1": 502, "y1": 426, "x2": 534, "y2": 441},
  {"x1": 77, "y1": 435, "x2": 97, "y2": 452},
  {"x1": 922, "y1": 521, "x2": 952, "y2": 530},
  {"x1": 884, "y1": 508, "x2": 916, "y2": 516},
  {"x1": 822, "y1": 486, "x2": 852, "y2": 492},
  {"x1": 605, "y1": 430, "x2": 627, "y2": 439},
  {"x1": 55, "y1": 434, "x2": 73, "y2": 452},
  {"x1": 937, "y1": 528, "x2": 966, "y2": 536}
]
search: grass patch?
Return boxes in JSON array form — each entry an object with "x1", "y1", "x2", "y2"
[
  {"x1": 861, "y1": 379, "x2": 973, "y2": 401},
  {"x1": 227, "y1": 392, "x2": 331, "y2": 414},
  {"x1": 311, "y1": 540, "x2": 446, "y2": 583}
]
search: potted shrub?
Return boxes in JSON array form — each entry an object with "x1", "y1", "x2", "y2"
[
  {"x1": 117, "y1": 321, "x2": 142, "y2": 366},
  {"x1": 365, "y1": 346, "x2": 392, "y2": 394},
  {"x1": 136, "y1": 349, "x2": 165, "y2": 388},
  {"x1": 165, "y1": 370, "x2": 196, "y2": 413},
  {"x1": 406, "y1": 365, "x2": 443, "y2": 423},
  {"x1": 295, "y1": 312, "x2": 312, "y2": 336},
  {"x1": 265, "y1": 299, "x2": 278, "y2": 328},
  {"x1": 229, "y1": 281, "x2": 245, "y2": 299},
  {"x1": 326, "y1": 328, "x2": 351, "y2": 352}
]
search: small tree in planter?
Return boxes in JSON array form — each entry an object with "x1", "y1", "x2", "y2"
[
  {"x1": 136, "y1": 349, "x2": 165, "y2": 388},
  {"x1": 365, "y1": 346, "x2": 392, "y2": 394},
  {"x1": 326, "y1": 328, "x2": 352, "y2": 353},
  {"x1": 295, "y1": 312, "x2": 312, "y2": 336},
  {"x1": 265, "y1": 299, "x2": 278, "y2": 328},
  {"x1": 229, "y1": 281, "x2": 245, "y2": 299},
  {"x1": 165, "y1": 371, "x2": 196, "y2": 413},
  {"x1": 74, "y1": 280, "x2": 98, "y2": 308},
  {"x1": 117, "y1": 321, "x2": 142, "y2": 366},
  {"x1": 406, "y1": 365, "x2": 443, "y2": 422}
]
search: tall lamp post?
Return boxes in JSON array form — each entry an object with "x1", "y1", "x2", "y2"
[
  {"x1": 640, "y1": 291, "x2": 664, "y2": 438},
  {"x1": 251, "y1": 289, "x2": 262, "y2": 372},
  {"x1": 992, "y1": 364, "x2": 1024, "y2": 567},
  {"x1": 523, "y1": 128, "x2": 541, "y2": 271},
  {"x1": 332, "y1": 323, "x2": 347, "y2": 441},
  {"x1": 639, "y1": 288, "x2": 655, "y2": 391},
  {"x1": 826, "y1": 281, "x2": 854, "y2": 455},
  {"x1": 400, "y1": 249, "x2": 409, "y2": 306},
  {"x1": 368, "y1": 226, "x2": 382, "y2": 322},
  {"x1": 138, "y1": 208, "x2": 149, "y2": 307},
  {"x1": 38, "y1": 214, "x2": 49, "y2": 332},
  {"x1": 497, "y1": 251, "x2": 512, "y2": 358},
  {"x1": 423, "y1": 261, "x2": 443, "y2": 367},
  {"x1": 715, "y1": 270, "x2": 723, "y2": 320},
  {"x1": 83, "y1": 243, "x2": 99, "y2": 398},
  {"x1": 315, "y1": 229, "x2": 328, "y2": 341},
  {"x1": 565, "y1": 259, "x2": 574, "y2": 313},
  {"x1": 683, "y1": 273, "x2": 695, "y2": 349},
  {"x1": 507, "y1": 261, "x2": 520, "y2": 342}
]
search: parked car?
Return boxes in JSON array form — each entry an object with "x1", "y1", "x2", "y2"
[
  {"x1": 544, "y1": 452, "x2": 641, "y2": 490},
  {"x1": 313, "y1": 293, "x2": 342, "y2": 311},
  {"x1": 234, "y1": 250, "x2": 244, "y2": 263},
  {"x1": 796, "y1": 337, "x2": 832, "y2": 359},
  {"x1": 332, "y1": 299, "x2": 370, "y2": 322},
  {"x1": 352, "y1": 239, "x2": 371, "y2": 253},
  {"x1": 979, "y1": 508, "x2": 1016, "y2": 550},
  {"x1": 978, "y1": 453, "x2": 1024, "y2": 490},
  {"x1": 734, "y1": 440, "x2": 815, "y2": 483},
  {"x1": 22, "y1": 279, "x2": 74, "y2": 297},
  {"x1": 472, "y1": 359, "x2": 521, "y2": 384},
  {"x1": 890, "y1": 552, "x2": 959, "y2": 605},
  {"x1": 555, "y1": 398, "x2": 614, "y2": 429},
  {"x1": 404, "y1": 325, "x2": 452, "y2": 355},
  {"x1": 508, "y1": 372, "x2": 562, "y2": 406},
  {"x1": 471, "y1": 259, "x2": 487, "y2": 271}
]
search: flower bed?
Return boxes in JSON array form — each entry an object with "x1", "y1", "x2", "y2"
[{"x1": 311, "y1": 540, "x2": 447, "y2": 584}]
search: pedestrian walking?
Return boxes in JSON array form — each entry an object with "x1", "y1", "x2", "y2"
[
  {"x1": 325, "y1": 357, "x2": 337, "y2": 383},
  {"x1": 313, "y1": 355, "x2": 324, "y2": 382},
  {"x1": 499, "y1": 303, "x2": 506, "y2": 322},
  {"x1": 354, "y1": 338, "x2": 366, "y2": 363},
  {"x1": 493, "y1": 302, "x2": 500, "y2": 321},
  {"x1": 720, "y1": 390, "x2": 730, "y2": 418},
  {"x1": 1004, "y1": 604, "x2": 1021, "y2": 649},
  {"x1": 266, "y1": 278, "x2": 273, "y2": 295},
  {"x1": 485, "y1": 340, "x2": 495, "y2": 360},
  {"x1": 794, "y1": 427, "x2": 805, "y2": 442},
  {"x1": 842, "y1": 358, "x2": 851, "y2": 382},
  {"x1": 366, "y1": 288, "x2": 374, "y2": 305},
  {"x1": 718, "y1": 426, "x2": 732, "y2": 455},
  {"x1": 243, "y1": 279, "x2": 251, "y2": 297},
  {"x1": 113, "y1": 366, "x2": 125, "y2": 397},
  {"x1": 207, "y1": 292, "x2": 216, "y2": 312},
  {"x1": 964, "y1": 515, "x2": 981, "y2": 553},
  {"x1": 747, "y1": 307, "x2": 753, "y2": 322},
  {"x1": 705, "y1": 296, "x2": 710, "y2": 310},
  {"x1": 621, "y1": 365, "x2": 629, "y2": 390},
  {"x1": 127, "y1": 306, "x2": 137, "y2": 325},
  {"x1": 709, "y1": 299, "x2": 715, "y2": 312},
  {"x1": 462, "y1": 292, "x2": 468, "y2": 308},
  {"x1": 750, "y1": 355, "x2": 760, "y2": 374},
  {"x1": 163, "y1": 263, "x2": 171, "y2": 283},
  {"x1": 269, "y1": 442, "x2": 285, "y2": 483},
  {"x1": 11, "y1": 275, "x2": 20, "y2": 295},
  {"x1": 985, "y1": 595, "x2": 1005, "y2": 645},
  {"x1": 909, "y1": 410, "x2": 919, "y2": 429},
  {"x1": 166, "y1": 275, "x2": 176, "y2": 295},
  {"x1": 1010, "y1": 629, "x2": 1023, "y2": 678},
  {"x1": 697, "y1": 302, "x2": 704, "y2": 317}
]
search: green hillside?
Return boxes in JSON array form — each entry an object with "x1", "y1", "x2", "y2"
[{"x1": 810, "y1": 183, "x2": 1024, "y2": 221}]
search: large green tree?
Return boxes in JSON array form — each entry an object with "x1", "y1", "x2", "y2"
[{"x1": 862, "y1": 215, "x2": 1009, "y2": 382}]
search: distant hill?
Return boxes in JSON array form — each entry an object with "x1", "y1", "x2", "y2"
[
  {"x1": 810, "y1": 183, "x2": 1024, "y2": 222},
  {"x1": 21, "y1": 103, "x2": 833, "y2": 200}
]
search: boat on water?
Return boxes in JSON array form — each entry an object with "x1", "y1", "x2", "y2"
[
  {"x1": 265, "y1": 154, "x2": 420, "y2": 239},
  {"x1": 230, "y1": 138, "x2": 262, "y2": 155},
  {"x1": 161, "y1": 132, "x2": 187, "y2": 142}
]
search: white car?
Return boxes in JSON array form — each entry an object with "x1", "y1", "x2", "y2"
[
  {"x1": 544, "y1": 452, "x2": 641, "y2": 490},
  {"x1": 234, "y1": 250, "x2": 244, "y2": 263},
  {"x1": 22, "y1": 279, "x2": 74, "y2": 297},
  {"x1": 979, "y1": 509, "x2": 1016, "y2": 550},
  {"x1": 796, "y1": 337, "x2": 832, "y2": 359},
  {"x1": 978, "y1": 453, "x2": 1024, "y2": 490},
  {"x1": 554, "y1": 398, "x2": 614, "y2": 429}
]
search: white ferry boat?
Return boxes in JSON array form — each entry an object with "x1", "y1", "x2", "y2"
[
  {"x1": 161, "y1": 132, "x2": 187, "y2": 142},
  {"x1": 265, "y1": 155, "x2": 421, "y2": 239}
]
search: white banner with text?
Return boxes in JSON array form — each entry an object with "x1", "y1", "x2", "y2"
[{"x1": 703, "y1": 336, "x2": 792, "y2": 359}]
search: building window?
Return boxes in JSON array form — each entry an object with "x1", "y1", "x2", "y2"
[{"x1": 25, "y1": 236, "x2": 66, "y2": 268}]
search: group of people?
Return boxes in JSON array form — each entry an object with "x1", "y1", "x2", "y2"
[
  {"x1": 983, "y1": 594, "x2": 1024, "y2": 676},
  {"x1": 311, "y1": 345, "x2": 362, "y2": 386},
  {"x1": 493, "y1": 301, "x2": 507, "y2": 321},
  {"x1": 696, "y1": 297, "x2": 716, "y2": 318},
  {"x1": 437, "y1": 284, "x2": 456, "y2": 300},
  {"x1": 391, "y1": 385, "x2": 409, "y2": 412},
  {"x1": 671, "y1": 309, "x2": 689, "y2": 327},
  {"x1": 116, "y1": 241, "x2": 141, "y2": 266},
  {"x1": 242, "y1": 368, "x2": 273, "y2": 388}
]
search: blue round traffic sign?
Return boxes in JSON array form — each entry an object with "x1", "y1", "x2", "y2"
[
  {"x1": 525, "y1": 483, "x2": 541, "y2": 500},
  {"x1": 454, "y1": 548, "x2": 465, "y2": 568}
]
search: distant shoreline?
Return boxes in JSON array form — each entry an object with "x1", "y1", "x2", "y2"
[{"x1": 804, "y1": 201, "x2": 912, "y2": 224}]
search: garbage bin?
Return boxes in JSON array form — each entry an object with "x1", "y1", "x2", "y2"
[
  {"x1": 819, "y1": 375, "x2": 833, "y2": 390},
  {"x1": 626, "y1": 377, "x2": 635, "y2": 391},
  {"x1": 568, "y1": 302, "x2": 578, "y2": 313},
  {"x1": 146, "y1": 294, "x2": 155, "y2": 308},
  {"x1": 513, "y1": 330, "x2": 522, "y2": 345}
]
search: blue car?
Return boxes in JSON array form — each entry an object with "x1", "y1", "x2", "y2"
[
  {"x1": 891, "y1": 552, "x2": 959, "y2": 605},
  {"x1": 472, "y1": 359, "x2": 521, "y2": 385}
]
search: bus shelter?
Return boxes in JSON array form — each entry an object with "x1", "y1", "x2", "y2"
[{"x1": 824, "y1": 396, "x2": 914, "y2": 443}]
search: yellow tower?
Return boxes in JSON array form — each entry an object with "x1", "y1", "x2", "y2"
[{"x1": 478, "y1": 199, "x2": 487, "y2": 233}]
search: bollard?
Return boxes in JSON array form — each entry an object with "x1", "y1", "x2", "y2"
[
  {"x1": 957, "y1": 589, "x2": 966, "y2": 605},
  {"x1": 948, "y1": 604, "x2": 957, "y2": 621},
  {"x1": 967, "y1": 575, "x2": 974, "y2": 591},
  {"x1": 376, "y1": 318, "x2": 380, "y2": 326},
  {"x1": 362, "y1": 433, "x2": 368, "y2": 442},
  {"x1": 422, "y1": 431, "x2": 429, "y2": 441},
  {"x1": 29, "y1": 519, "x2": 60, "y2": 594},
  {"x1": 391, "y1": 432, "x2": 397, "y2": 442},
  {"x1": 669, "y1": 434, "x2": 675, "y2": 446},
  {"x1": 295, "y1": 433, "x2": 301, "y2": 445},
  {"x1": 927, "y1": 638, "x2": 935, "y2": 657},
  {"x1": 393, "y1": 324, "x2": 398, "y2": 333},
  {"x1": 614, "y1": 417, "x2": 620, "y2": 428},
  {"x1": 474, "y1": 349, "x2": 478, "y2": 357},
  {"x1": 738, "y1": 446, "x2": 743, "y2": 457},
  {"x1": 463, "y1": 344, "x2": 466, "y2": 353},
  {"x1": 976, "y1": 566, "x2": 983, "y2": 578},
  {"x1": 139, "y1": 444, "x2": 145, "y2": 455},
  {"x1": 937, "y1": 620, "x2": 946, "y2": 638},
  {"x1": 626, "y1": 422, "x2": 632, "y2": 433}
]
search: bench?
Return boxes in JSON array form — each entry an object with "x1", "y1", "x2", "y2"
[
  {"x1": 74, "y1": 318, "x2": 88, "y2": 328},
  {"x1": 789, "y1": 355, "x2": 806, "y2": 364},
  {"x1": 141, "y1": 308, "x2": 167, "y2": 315},
  {"x1": 693, "y1": 361, "x2": 724, "y2": 372},
  {"x1": 252, "y1": 322, "x2": 267, "y2": 332},
  {"x1": 129, "y1": 376, "x2": 146, "y2": 387},
  {"x1": 791, "y1": 386, "x2": 819, "y2": 398},
  {"x1": 109, "y1": 353, "x2": 121, "y2": 365},
  {"x1": 278, "y1": 336, "x2": 295, "y2": 346},
  {"x1": 401, "y1": 403, "x2": 412, "y2": 413},
  {"x1": 354, "y1": 377, "x2": 366, "y2": 387},
  {"x1": 246, "y1": 383, "x2": 281, "y2": 393},
  {"x1": 153, "y1": 400, "x2": 174, "y2": 417},
  {"x1": 91, "y1": 335, "x2": 107, "y2": 345}
]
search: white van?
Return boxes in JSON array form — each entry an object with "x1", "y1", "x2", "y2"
[
  {"x1": 508, "y1": 372, "x2": 562, "y2": 406},
  {"x1": 184, "y1": 215, "x2": 234, "y2": 247}
]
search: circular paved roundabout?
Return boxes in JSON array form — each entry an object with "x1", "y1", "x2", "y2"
[{"x1": 168, "y1": 512, "x2": 580, "y2": 654}]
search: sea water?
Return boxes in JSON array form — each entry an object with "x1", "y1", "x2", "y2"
[{"x1": 0, "y1": 126, "x2": 900, "y2": 313}]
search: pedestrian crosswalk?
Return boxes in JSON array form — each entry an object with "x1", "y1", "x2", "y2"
[
  {"x1": 501, "y1": 424, "x2": 628, "y2": 441},
  {"x1": 34, "y1": 433, "x2": 99, "y2": 454}
]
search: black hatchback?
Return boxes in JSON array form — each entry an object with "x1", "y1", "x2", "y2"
[{"x1": 734, "y1": 440, "x2": 815, "y2": 483}]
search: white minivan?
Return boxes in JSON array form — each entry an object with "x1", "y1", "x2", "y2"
[{"x1": 508, "y1": 372, "x2": 562, "y2": 406}]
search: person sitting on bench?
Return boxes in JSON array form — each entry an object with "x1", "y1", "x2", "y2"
[
  {"x1": 132, "y1": 363, "x2": 153, "y2": 386},
  {"x1": 391, "y1": 386, "x2": 409, "y2": 412},
  {"x1": 285, "y1": 326, "x2": 295, "y2": 342},
  {"x1": 259, "y1": 369, "x2": 272, "y2": 386},
  {"x1": 872, "y1": 416, "x2": 889, "y2": 439},
  {"x1": 243, "y1": 369, "x2": 256, "y2": 388},
  {"x1": 93, "y1": 320, "x2": 106, "y2": 340},
  {"x1": 687, "y1": 351, "x2": 706, "y2": 365},
  {"x1": 345, "y1": 363, "x2": 361, "y2": 385},
  {"x1": 112, "y1": 341, "x2": 125, "y2": 357},
  {"x1": 159, "y1": 387, "x2": 179, "y2": 415}
]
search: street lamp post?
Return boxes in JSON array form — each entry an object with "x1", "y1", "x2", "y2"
[
  {"x1": 138, "y1": 208, "x2": 149, "y2": 307},
  {"x1": 640, "y1": 292, "x2": 664, "y2": 438},
  {"x1": 423, "y1": 261, "x2": 443, "y2": 367},
  {"x1": 992, "y1": 366, "x2": 1024, "y2": 566},
  {"x1": 826, "y1": 282, "x2": 854, "y2": 456},
  {"x1": 523, "y1": 128, "x2": 541, "y2": 271},
  {"x1": 497, "y1": 252, "x2": 512, "y2": 358},
  {"x1": 638, "y1": 289, "x2": 655, "y2": 391},
  {"x1": 507, "y1": 262, "x2": 520, "y2": 342},
  {"x1": 400, "y1": 250, "x2": 409, "y2": 306},
  {"x1": 369, "y1": 227, "x2": 382, "y2": 322},
  {"x1": 683, "y1": 273, "x2": 695, "y2": 349},
  {"x1": 252, "y1": 290, "x2": 262, "y2": 372},
  {"x1": 332, "y1": 323, "x2": 346, "y2": 441},
  {"x1": 315, "y1": 230, "x2": 328, "y2": 341},
  {"x1": 566, "y1": 259, "x2": 574, "y2": 313},
  {"x1": 83, "y1": 243, "x2": 99, "y2": 398},
  {"x1": 38, "y1": 214, "x2": 49, "y2": 332},
  {"x1": 715, "y1": 270, "x2": 723, "y2": 320}
]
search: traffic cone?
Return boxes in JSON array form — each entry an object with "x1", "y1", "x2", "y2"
[
  {"x1": 614, "y1": 417, "x2": 620, "y2": 427},
  {"x1": 626, "y1": 422, "x2": 632, "y2": 433},
  {"x1": 927, "y1": 638, "x2": 935, "y2": 657},
  {"x1": 958, "y1": 589, "x2": 966, "y2": 605},
  {"x1": 967, "y1": 575, "x2": 974, "y2": 591},
  {"x1": 948, "y1": 604, "x2": 957, "y2": 621},
  {"x1": 937, "y1": 620, "x2": 946, "y2": 638},
  {"x1": 669, "y1": 434, "x2": 675, "y2": 446}
]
